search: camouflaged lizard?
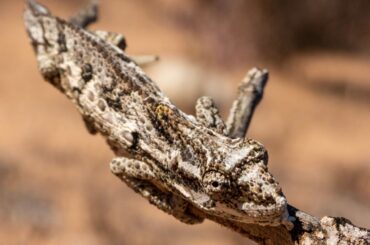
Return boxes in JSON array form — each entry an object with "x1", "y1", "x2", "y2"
[{"x1": 24, "y1": 0, "x2": 291, "y2": 231}]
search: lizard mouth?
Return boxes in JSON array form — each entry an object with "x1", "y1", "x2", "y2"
[
  {"x1": 239, "y1": 195, "x2": 288, "y2": 225},
  {"x1": 208, "y1": 196, "x2": 288, "y2": 226},
  {"x1": 208, "y1": 196, "x2": 287, "y2": 226}
]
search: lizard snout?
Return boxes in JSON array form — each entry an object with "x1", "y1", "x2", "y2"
[{"x1": 236, "y1": 166, "x2": 288, "y2": 225}]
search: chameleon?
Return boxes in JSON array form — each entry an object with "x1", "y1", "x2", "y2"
[{"x1": 24, "y1": 0, "x2": 290, "y2": 230}]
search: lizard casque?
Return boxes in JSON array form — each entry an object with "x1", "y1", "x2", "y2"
[{"x1": 24, "y1": 0, "x2": 290, "y2": 230}]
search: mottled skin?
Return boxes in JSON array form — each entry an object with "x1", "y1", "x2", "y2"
[{"x1": 24, "y1": 1, "x2": 289, "y2": 228}]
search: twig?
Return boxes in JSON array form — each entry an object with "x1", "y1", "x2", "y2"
[{"x1": 226, "y1": 68, "x2": 269, "y2": 138}]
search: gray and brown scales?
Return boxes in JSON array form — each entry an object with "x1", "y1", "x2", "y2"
[{"x1": 24, "y1": 0, "x2": 290, "y2": 229}]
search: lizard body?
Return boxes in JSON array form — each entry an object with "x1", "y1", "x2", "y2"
[{"x1": 24, "y1": 0, "x2": 289, "y2": 228}]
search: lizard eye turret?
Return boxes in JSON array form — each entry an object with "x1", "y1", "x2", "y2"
[{"x1": 202, "y1": 171, "x2": 230, "y2": 199}]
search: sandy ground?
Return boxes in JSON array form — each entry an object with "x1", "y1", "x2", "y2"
[{"x1": 0, "y1": 1, "x2": 369, "y2": 244}]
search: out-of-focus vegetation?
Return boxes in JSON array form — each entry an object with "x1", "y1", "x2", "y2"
[{"x1": 151, "y1": 0, "x2": 370, "y2": 66}]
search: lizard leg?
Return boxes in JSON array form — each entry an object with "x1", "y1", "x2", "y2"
[
  {"x1": 110, "y1": 157, "x2": 204, "y2": 224},
  {"x1": 129, "y1": 55, "x2": 159, "y2": 67},
  {"x1": 195, "y1": 96, "x2": 226, "y2": 134},
  {"x1": 93, "y1": 30, "x2": 159, "y2": 66},
  {"x1": 69, "y1": 0, "x2": 98, "y2": 28},
  {"x1": 225, "y1": 68, "x2": 269, "y2": 138},
  {"x1": 93, "y1": 30, "x2": 127, "y2": 51}
]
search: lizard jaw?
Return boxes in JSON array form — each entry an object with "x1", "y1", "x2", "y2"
[{"x1": 240, "y1": 195, "x2": 288, "y2": 226}]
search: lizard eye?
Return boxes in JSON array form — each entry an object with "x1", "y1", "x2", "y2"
[{"x1": 202, "y1": 171, "x2": 230, "y2": 198}]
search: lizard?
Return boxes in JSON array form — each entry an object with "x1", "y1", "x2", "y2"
[{"x1": 24, "y1": 0, "x2": 291, "y2": 231}]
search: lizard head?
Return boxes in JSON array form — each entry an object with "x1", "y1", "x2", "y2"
[
  {"x1": 204, "y1": 138, "x2": 287, "y2": 225},
  {"x1": 193, "y1": 138, "x2": 288, "y2": 226}
]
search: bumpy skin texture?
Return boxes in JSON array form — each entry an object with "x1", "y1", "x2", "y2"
[{"x1": 24, "y1": 0, "x2": 289, "y2": 228}]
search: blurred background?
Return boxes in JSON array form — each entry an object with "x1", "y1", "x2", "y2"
[{"x1": 0, "y1": 0, "x2": 369, "y2": 244}]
